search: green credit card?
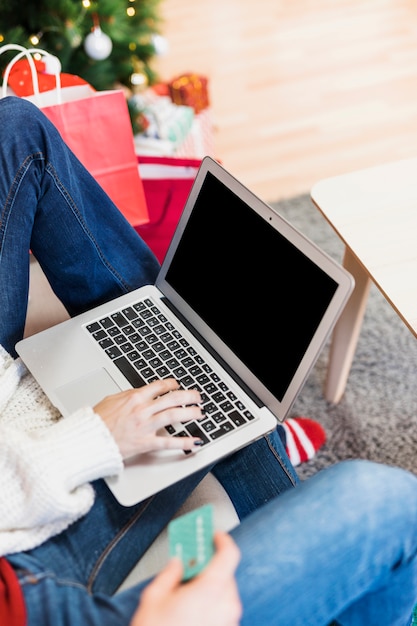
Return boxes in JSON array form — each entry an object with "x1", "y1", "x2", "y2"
[{"x1": 168, "y1": 503, "x2": 214, "y2": 581}]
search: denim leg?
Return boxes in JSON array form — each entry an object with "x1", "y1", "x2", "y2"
[
  {"x1": 0, "y1": 97, "x2": 297, "y2": 517},
  {"x1": 9, "y1": 569, "x2": 149, "y2": 626},
  {"x1": 231, "y1": 460, "x2": 417, "y2": 626},
  {"x1": 9, "y1": 469, "x2": 211, "y2": 597},
  {"x1": 212, "y1": 428, "x2": 299, "y2": 520},
  {"x1": 8, "y1": 429, "x2": 298, "y2": 624},
  {"x1": 11, "y1": 426, "x2": 296, "y2": 598},
  {"x1": 0, "y1": 97, "x2": 159, "y2": 355},
  {"x1": 13, "y1": 461, "x2": 417, "y2": 625},
  {"x1": 8, "y1": 469, "x2": 212, "y2": 626}
]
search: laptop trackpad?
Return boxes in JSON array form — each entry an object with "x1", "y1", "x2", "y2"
[{"x1": 55, "y1": 368, "x2": 122, "y2": 414}]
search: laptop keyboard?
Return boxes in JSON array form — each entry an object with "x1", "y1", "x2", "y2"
[{"x1": 85, "y1": 297, "x2": 256, "y2": 450}]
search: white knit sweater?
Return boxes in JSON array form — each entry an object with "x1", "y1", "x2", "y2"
[{"x1": 0, "y1": 345, "x2": 123, "y2": 556}]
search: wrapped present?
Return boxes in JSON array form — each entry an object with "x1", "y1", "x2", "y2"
[
  {"x1": 175, "y1": 108, "x2": 215, "y2": 159},
  {"x1": 145, "y1": 96, "x2": 194, "y2": 144},
  {"x1": 5, "y1": 58, "x2": 89, "y2": 97},
  {"x1": 168, "y1": 73, "x2": 210, "y2": 113},
  {"x1": 133, "y1": 90, "x2": 195, "y2": 155}
]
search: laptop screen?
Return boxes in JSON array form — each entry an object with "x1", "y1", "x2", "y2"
[{"x1": 163, "y1": 171, "x2": 338, "y2": 403}]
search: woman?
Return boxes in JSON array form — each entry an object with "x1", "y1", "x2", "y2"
[{"x1": 1, "y1": 96, "x2": 417, "y2": 626}]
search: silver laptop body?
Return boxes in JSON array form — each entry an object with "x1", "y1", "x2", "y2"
[{"x1": 17, "y1": 157, "x2": 354, "y2": 505}]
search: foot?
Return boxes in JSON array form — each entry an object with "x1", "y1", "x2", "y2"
[{"x1": 281, "y1": 416, "x2": 326, "y2": 466}]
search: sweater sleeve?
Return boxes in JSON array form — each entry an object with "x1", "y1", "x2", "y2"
[{"x1": 0, "y1": 406, "x2": 123, "y2": 556}]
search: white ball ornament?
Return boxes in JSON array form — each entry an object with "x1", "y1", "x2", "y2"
[
  {"x1": 151, "y1": 34, "x2": 169, "y2": 56},
  {"x1": 84, "y1": 27, "x2": 113, "y2": 60}
]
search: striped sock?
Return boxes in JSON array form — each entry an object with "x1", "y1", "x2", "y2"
[{"x1": 282, "y1": 417, "x2": 326, "y2": 467}]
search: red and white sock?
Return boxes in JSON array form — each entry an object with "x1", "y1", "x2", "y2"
[{"x1": 282, "y1": 416, "x2": 326, "y2": 467}]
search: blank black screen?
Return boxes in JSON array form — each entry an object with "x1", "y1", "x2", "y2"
[{"x1": 165, "y1": 172, "x2": 337, "y2": 401}]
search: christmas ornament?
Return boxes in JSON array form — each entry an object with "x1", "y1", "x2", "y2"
[
  {"x1": 151, "y1": 34, "x2": 169, "y2": 56},
  {"x1": 84, "y1": 13, "x2": 113, "y2": 61},
  {"x1": 84, "y1": 26, "x2": 113, "y2": 60}
]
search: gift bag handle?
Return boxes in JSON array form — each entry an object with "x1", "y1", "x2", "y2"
[{"x1": 0, "y1": 43, "x2": 62, "y2": 104}]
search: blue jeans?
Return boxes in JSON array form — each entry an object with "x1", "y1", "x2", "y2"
[
  {"x1": 8, "y1": 461, "x2": 417, "y2": 626},
  {"x1": 2, "y1": 98, "x2": 417, "y2": 625},
  {"x1": 0, "y1": 96, "x2": 160, "y2": 357}
]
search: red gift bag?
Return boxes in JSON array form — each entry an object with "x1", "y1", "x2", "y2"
[
  {"x1": 135, "y1": 156, "x2": 201, "y2": 262},
  {"x1": 1, "y1": 44, "x2": 149, "y2": 227},
  {"x1": 43, "y1": 90, "x2": 149, "y2": 226}
]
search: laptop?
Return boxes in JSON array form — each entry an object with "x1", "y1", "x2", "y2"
[{"x1": 16, "y1": 157, "x2": 354, "y2": 505}]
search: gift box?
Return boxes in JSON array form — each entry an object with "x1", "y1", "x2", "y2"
[
  {"x1": 133, "y1": 90, "x2": 195, "y2": 155},
  {"x1": 140, "y1": 94, "x2": 194, "y2": 144},
  {"x1": 134, "y1": 88, "x2": 215, "y2": 159},
  {"x1": 168, "y1": 73, "x2": 210, "y2": 113},
  {"x1": 175, "y1": 108, "x2": 215, "y2": 159}
]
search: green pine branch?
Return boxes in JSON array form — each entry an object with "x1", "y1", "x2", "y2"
[{"x1": 0, "y1": 0, "x2": 163, "y2": 91}]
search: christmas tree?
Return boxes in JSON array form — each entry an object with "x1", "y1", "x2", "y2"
[{"x1": 0, "y1": 0, "x2": 163, "y2": 93}]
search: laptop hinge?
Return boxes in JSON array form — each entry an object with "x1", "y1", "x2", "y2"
[{"x1": 161, "y1": 297, "x2": 263, "y2": 408}]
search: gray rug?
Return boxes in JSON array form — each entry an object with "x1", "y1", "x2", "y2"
[{"x1": 271, "y1": 195, "x2": 417, "y2": 481}]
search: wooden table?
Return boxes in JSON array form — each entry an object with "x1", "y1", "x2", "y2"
[{"x1": 311, "y1": 157, "x2": 417, "y2": 403}]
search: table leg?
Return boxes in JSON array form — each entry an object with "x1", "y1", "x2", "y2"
[{"x1": 325, "y1": 247, "x2": 372, "y2": 403}]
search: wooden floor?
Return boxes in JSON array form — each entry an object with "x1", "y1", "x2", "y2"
[
  {"x1": 154, "y1": 0, "x2": 417, "y2": 203},
  {"x1": 26, "y1": 0, "x2": 417, "y2": 335}
]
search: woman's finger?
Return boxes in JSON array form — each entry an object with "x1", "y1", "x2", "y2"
[{"x1": 148, "y1": 403, "x2": 203, "y2": 430}]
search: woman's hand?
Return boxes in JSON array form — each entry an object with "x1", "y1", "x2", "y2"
[
  {"x1": 93, "y1": 378, "x2": 203, "y2": 459},
  {"x1": 131, "y1": 531, "x2": 242, "y2": 626}
]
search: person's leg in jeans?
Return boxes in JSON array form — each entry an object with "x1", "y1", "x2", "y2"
[
  {"x1": 4, "y1": 97, "x2": 416, "y2": 626},
  {"x1": 0, "y1": 94, "x2": 299, "y2": 508},
  {"x1": 212, "y1": 428, "x2": 299, "y2": 519},
  {"x1": 7, "y1": 429, "x2": 297, "y2": 626},
  {"x1": 0, "y1": 98, "x2": 306, "y2": 508},
  {"x1": 0, "y1": 91, "x2": 299, "y2": 510},
  {"x1": 6, "y1": 427, "x2": 298, "y2": 597},
  {"x1": 2, "y1": 95, "x2": 300, "y2": 610},
  {"x1": 10, "y1": 460, "x2": 417, "y2": 626},
  {"x1": 233, "y1": 460, "x2": 417, "y2": 626},
  {"x1": 0, "y1": 96, "x2": 159, "y2": 356}
]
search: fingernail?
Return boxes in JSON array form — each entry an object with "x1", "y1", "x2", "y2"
[{"x1": 194, "y1": 439, "x2": 204, "y2": 446}]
